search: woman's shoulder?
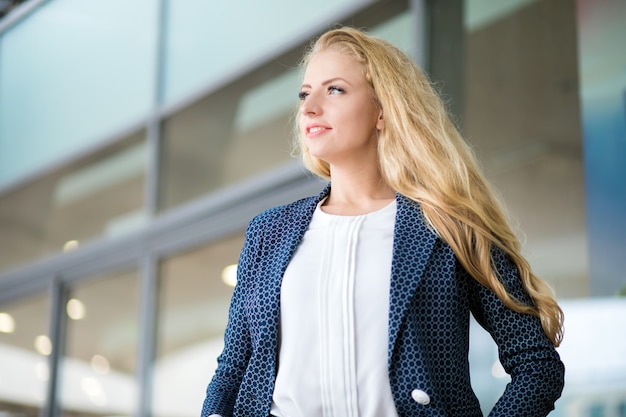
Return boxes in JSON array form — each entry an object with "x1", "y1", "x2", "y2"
[{"x1": 249, "y1": 192, "x2": 324, "y2": 229}]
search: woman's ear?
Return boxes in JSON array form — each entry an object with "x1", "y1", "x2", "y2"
[{"x1": 376, "y1": 111, "x2": 384, "y2": 131}]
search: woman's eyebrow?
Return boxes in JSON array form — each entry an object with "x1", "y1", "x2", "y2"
[{"x1": 300, "y1": 77, "x2": 353, "y2": 89}]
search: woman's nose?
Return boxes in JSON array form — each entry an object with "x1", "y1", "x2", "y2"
[{"x1": 300, "y1": 95, "x2": 321, "y2": 116}]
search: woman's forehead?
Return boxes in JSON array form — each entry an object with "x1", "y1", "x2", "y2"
[{"x1": 302, "y1": 50, "x2": 365, "y2": 84}]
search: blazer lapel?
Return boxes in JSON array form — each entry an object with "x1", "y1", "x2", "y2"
[
  {"x1": 273, "y1": 185, "x2": 330, "y2": 281},
  {"x1": 261, "y1": 185, "x2": 330, "y2": 336},
  {"x1": 387, "y1": 194, "x2": 438, "y2": 362}
]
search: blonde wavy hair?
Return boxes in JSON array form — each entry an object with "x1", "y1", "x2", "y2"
[{"x1": 295, "y1": 27, "x2": 563, "y2": 346}]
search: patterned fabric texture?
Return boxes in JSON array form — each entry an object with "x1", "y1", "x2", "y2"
[{"x1": 201, "y1": 185, "x2": 564, "y2": 417}]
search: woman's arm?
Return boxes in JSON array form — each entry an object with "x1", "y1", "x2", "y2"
[
  {"x1": 200, "y1": 219, "x2": 262, "y2": 417},
  {"x1": 468, "y1": 247, "x2": 565, "y2": 417}
]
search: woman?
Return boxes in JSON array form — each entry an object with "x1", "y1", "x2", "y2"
[{"x1": 201, "y1": 27, "x2": 564, "y2": 417}]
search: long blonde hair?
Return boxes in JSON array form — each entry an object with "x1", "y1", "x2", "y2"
[{"x1": 295, "y1": 27, "x2": 563, "y2": 346}]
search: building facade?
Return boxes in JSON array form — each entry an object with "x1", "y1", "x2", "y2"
[{"x1": 0, "y1": 1, "x2": 624, "y2": 416}]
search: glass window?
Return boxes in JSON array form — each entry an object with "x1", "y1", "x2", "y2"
[
  {"x1": 162, "y1": 0, "x2": 373, "y2": 104},
  {"x1": 0, "y1": 132, "x2": 147, "y2": 273},
  {"x1": 576, "y1": 0, "x2": 626, "y2": 295},
  {"x1": 0, "y1": 293, "x2": 50, "y2": 416},
  {"x1": 158, "y1": 66, "x2": 299, "y2": 210},
  {"x1": 461, "y1": 0, "x2": 586, "y2": 298},
  {"x1": 152, "y1": 233, "x2": 245, "y2": 417},
  {"x1": 0, "y1": 0, "x2": 157, "y2": 190},
  {"x1": 158, "y1": 7, "x2": 416, "y2": 211},
  {"x1": 60, "y1": 269, "x2": 140, "y2": 417}
]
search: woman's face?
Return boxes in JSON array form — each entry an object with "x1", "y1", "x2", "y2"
[{"x1": 299, "y1": 49, "x2": 383, "y2": 169}]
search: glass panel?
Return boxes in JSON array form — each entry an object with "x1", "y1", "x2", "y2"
[
  {"x1": 0, "y1": 0, "x2": 157, "y2": 189},
  {"x1": 0, "y1": 293, "x2": 50, "y2": 416},
  {"x1": 60, "y1": 269, "x2": 140, "y2": 417},
  {"x1": 576, "y1": 0, "x2": 626, "y2": 295},
  {"x1": 152, "y1": 233, "x2": 245, "y2": 417},
  {"x1": 0, "y1": 132, "x2": 147, "y2": 273},
  {"x1": 462, "y1": 0, "x2": 586, "y2": 298},
  {"x1": 159, "y1": 8, "x2": 415, "y2": 211},
  {"x1": 158, "y1": 68, "x2": 299, "y2": 209},
  {"x1": 162, "y1": 0, "x2": 372, "y2": 104}
]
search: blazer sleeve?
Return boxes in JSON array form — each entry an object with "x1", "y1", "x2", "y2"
[
  {"x1": 200, "y1": 217, "x2": 262, "y2": 417},
  {"x1": 467, "y1": 247, "x2": 565, "y2": 417}
]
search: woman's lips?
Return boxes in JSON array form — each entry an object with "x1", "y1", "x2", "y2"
[{"x1": 306, "y1": 124, "x2": 331, "y2": 137}]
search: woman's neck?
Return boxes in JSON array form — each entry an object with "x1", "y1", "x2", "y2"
[{"x1": 323, "y1": 166, "x2": 395, "y2": 215}]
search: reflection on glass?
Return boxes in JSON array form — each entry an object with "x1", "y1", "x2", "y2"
[
  {"x1": 34, "y1": 335, "x2": 52, "y2": 356},
  {"x1": 162, "y1": 0, "x2": 370, "y2": 104},
  {"x1": 0, "y1": 132, "x2": 147, "y2": 273},
  {"x1": 0, "y1": 0, "x2": 157, "y2": 190},
  {"x1": 66, "y1": 298, "x2": 87, "y2": 321},
  {"x1": 0, "y1": 312, "x2": 16, "y2": 333},
  {"x1": 0, "y1": 293, "x2": 50, "y2": 416},
  {"x1": 159, "y1": 67, "x2": 299, "y2": 210},
  {"x1": 60, "y1": 269, "x2": 139, "y2": 417},
  {"x1": 152, "y1": 233, "x2": 245, "y2": 417},
  {"x1": 462, "y1": 0, "x2": 586, "y2": 297}
]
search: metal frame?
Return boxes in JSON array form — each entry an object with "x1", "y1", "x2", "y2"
[
  {"x1": 0, "y1": 1, "x2": 427, "y2": 416},
  {"x1": 43, "y1": 275, "x2": 67, "y2": 417},
  {"x1": 0, "y1": 0, "x2": 48, "y2": 33},
  {"x1": 145, "y1": 0, "x2": 167, "y2": 218},
  {"x1": 422, "y1": 0, "x2": 464, "y2": 120},
  {"x1": 411, "y1": 0, "x2": 429, "y2": 70},
  {"x1": 136, "y1": 254, "x2": 158, "y2": 417}
]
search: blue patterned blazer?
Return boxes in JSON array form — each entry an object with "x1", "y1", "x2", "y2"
[{"x1": 201, "y1": 186, "x2": 564, "y2": 417}]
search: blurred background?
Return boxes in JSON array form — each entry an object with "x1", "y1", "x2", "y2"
[{"x1": 0, "y1": 0, "x2": 624, "y2": 416}]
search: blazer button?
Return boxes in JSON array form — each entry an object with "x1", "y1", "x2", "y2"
[{"x1": 411, "y1": 389, "x2": 431, "y2": 405}]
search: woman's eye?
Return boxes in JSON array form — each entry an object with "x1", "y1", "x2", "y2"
[
  {"x1": 328, "y1": 86, "x2": 345, "y2": 95},
  {"x1": 298, "y1": 91, "x2": 309, "y2": 100}
]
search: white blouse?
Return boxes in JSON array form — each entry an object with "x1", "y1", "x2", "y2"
[{"x1": 270, "y1": 199, "x2": 398, "y2": 417}]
